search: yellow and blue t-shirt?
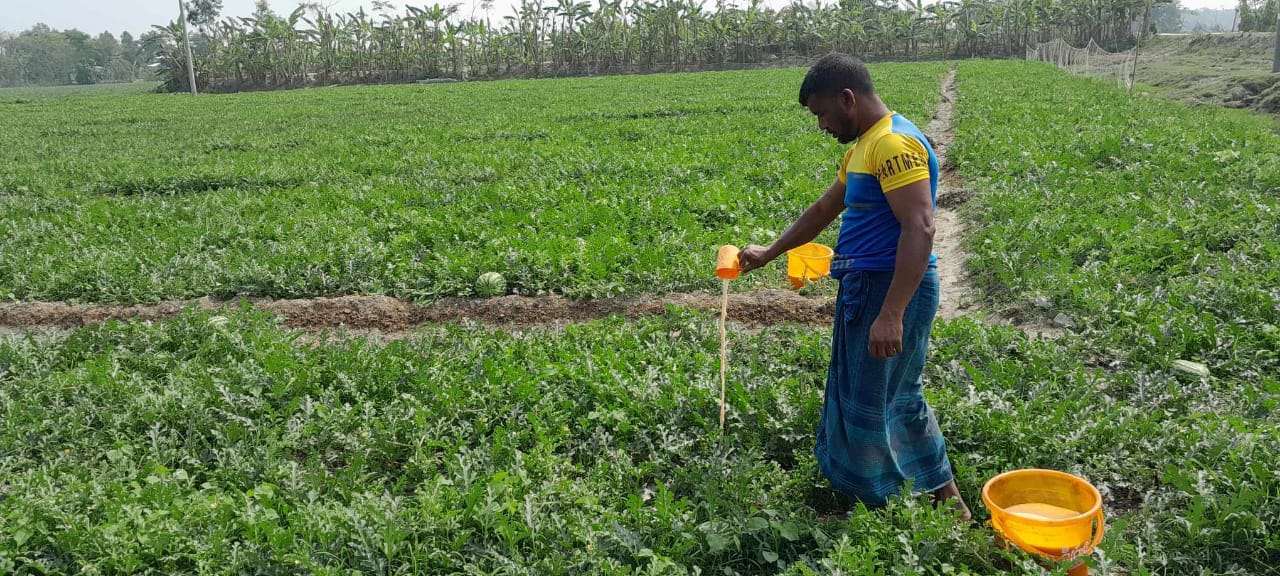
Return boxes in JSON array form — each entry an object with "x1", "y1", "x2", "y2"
[{"x1": 835, "y1": 112, "x2": 937, "y2": 271}]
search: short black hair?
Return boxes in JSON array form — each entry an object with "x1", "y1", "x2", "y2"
[{"x1": 798, "y1": 53, "x2": 875, "y2": 107}]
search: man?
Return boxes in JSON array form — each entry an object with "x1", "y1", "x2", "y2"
[{"x1": 738, "y1": 53, "x2": 970, "y2": 520}]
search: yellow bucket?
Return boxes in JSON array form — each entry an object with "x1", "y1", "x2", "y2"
[
  {"x1": 786, "y1": 243, "x2": 833, "y2": 289},
  {"x1": 982, "y1": 469, "x2": 1105, "y2": 576}
]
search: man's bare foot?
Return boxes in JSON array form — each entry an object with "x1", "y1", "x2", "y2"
[{"x1": 931, "y1": 480, "x2": 973, "y2": 522}]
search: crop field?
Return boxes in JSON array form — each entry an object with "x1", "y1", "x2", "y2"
[
  {"x1": 952, "y1": 61, "x2": 1280, "y2": 386},
  {"x1": 1, "y1": 61, "x2": 1277, "y2": 575},
  {"x1": 0, "y1": 65, "x2": 945, "y2": 302}
]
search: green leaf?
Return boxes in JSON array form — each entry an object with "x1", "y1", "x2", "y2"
[
  {"x1": 706, "y1": 532, "x2": 728, "y2": 553},
  {"x1": 778, "y1": 521, "x2": 802, "y2": 542}
]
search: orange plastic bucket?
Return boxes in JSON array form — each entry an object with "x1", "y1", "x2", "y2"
[
  {"x1": 785, "y1": 242, "x2": 832, "y2": 289},
  {"x1": 982, "y1": 469, "x2": 1105, "y2": 576}
]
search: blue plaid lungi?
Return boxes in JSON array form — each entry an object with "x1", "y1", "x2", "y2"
[{"x1": 815, "y1": 256, "x2": 954, "y2": 507}]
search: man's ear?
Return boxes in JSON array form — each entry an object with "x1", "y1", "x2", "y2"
[{"x1": 840, "y1": 88, "x2": 856, "y2": 111}]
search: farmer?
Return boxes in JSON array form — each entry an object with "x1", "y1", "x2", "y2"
[{"x1": 738, "y1": 53, "x2": 970, "y2": 520}]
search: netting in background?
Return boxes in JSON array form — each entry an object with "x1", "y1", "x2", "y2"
[{"x1": 1026, "y1": 38, "x2": 1136, "y2": 91}]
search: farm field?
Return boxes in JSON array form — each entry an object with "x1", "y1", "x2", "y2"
[
  {"x1": 952, "y1": 61, "x2": 1280, "y2": 385},
  {"x1": 0, "y1": 65, "x2": 946, "y2": 302},
  {"x1": 2, "y1": 60, "x2": 1278, "y2": 575}
]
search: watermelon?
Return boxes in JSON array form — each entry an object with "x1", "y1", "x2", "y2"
[
  {"x1": 1171, "y1": 359, "x2": 1210, "y2": 378},
  {"x1": 476, "y1": 272, "x2": 506, "y2": 297}
]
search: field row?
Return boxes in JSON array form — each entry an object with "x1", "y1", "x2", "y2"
[
  {"x1": 2, "y1": 304, "x2": 1274, "y2": 573},
  {"x1": 949, "y1": 61, "x2": 1279, "y2": 573},
  {"x1": 951, "y1": 61, "x2": 1280, "y2": 388},
  {"x1": 0, "y1": 65, "x2": 946, "y2": 303}
]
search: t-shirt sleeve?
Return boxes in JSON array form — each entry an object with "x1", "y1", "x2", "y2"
[
  {"x1": 869, "y1": 133, "x2": 931, "y2": 193},
  {"x1": 837, "y1": 146, "x2": 857, "y2": 185}
]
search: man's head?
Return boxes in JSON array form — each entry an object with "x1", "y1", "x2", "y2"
[{"x1": 798, "y1": 53, "x2": 876, "y2": 144}]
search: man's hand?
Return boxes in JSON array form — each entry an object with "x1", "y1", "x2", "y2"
[
  {"x1": 738, "y1": 244, "x2": 774, "y2": 274},
  {"x1": 869, "y1": 311, "x2": 904, "y2": 359}
]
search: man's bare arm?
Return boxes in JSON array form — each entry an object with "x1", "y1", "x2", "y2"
[{"x1": 739, "y1": 178, "x2": 844, "y2": 272}]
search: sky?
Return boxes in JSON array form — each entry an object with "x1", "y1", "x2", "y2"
[{"x1": 1, "y1": 0, "x2": 1242, "y2": 38}]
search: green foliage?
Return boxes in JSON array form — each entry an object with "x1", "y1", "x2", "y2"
[
  {"x1": 0, "y1": 24, "x2": 146, "y2": 88},
  {"x1": 0, "y1": 64, "x2": 944, "y2": 303},
  {"x1": 0, "y1": 308, "x2": 981, "y2": 574},
  {"x1": 2, "y1": 301, "x2": 1274, "y2": 573},
  {"x1": 1237, "y1": 0, "x2": 1280, "y2": 32},
  {"x1": 1, "y1": 59, "x2": 1277, "y2": 575},
  {"x1": 948, "y1": 60, "x2": 1280, "y2": 574},
  {"x1": 144, "y1": 0, "x2": 1152, "y2": 92},
  {"x1": 952, "y1": 60, "x2": 1280, "y2": 383}
]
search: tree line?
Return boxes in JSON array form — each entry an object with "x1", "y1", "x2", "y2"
[
  {"x1": 3, "y1": 0, "x2": 1165, "y2": 92},
  {"x1": 147, "y1": 0, "x2": 1159, "y2": 93},
  {"x1": 1235, "y1": 0, "x2": 1278, "y2": 31},
  {"x1": 0, "y1": 25, "x2": 163, "y2": 87}
]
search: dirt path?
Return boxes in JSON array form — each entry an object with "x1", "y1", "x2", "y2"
[
  {"x1": 0, "y1": 291, "x2": 834, "y2": 333},
  {"x1": 927, "y1": 69, "x2": 972, "y2": 322},
  {"x1": 928, "y1": 68, "x2": 1062, "y2": 339}
]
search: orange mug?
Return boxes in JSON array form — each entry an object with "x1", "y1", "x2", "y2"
[{"x1": 716, "y1": 245, "x2": 740, "y2": 280}]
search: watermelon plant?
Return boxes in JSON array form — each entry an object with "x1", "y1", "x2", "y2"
[
  {"x1": 0, "y1": 60, "x2": 1276, "y2": 575},
  {"x1": 0, "y1": 64, "x2": 945, "y2": 303},
  {"x1": 1, "y1": 303, "x2": 1275, "y2": 574},
  {"x1": 948, "y1": 60, "x2": 1279, "y2": 574}
]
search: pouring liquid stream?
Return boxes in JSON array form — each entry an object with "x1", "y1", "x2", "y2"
[{"x1": 719, "y1": 278, "x2": 729, "y2": 433}]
